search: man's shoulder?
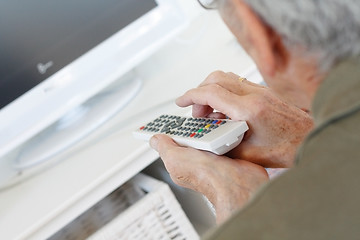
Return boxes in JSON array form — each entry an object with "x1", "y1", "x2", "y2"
[{"x1": 312, "y1": 57, "x2": 360, "y2": 126}]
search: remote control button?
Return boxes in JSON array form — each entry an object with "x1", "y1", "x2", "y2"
[{"x1": 195, "y1": 133, "x2": 204, "y2": 138}]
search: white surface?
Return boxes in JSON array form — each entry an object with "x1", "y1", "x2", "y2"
[{"x1": 0, "y1": 4, "x2": 256, "y2": 240}]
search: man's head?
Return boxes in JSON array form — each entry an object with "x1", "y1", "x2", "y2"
[{"x1": 199, "y1": 0, "x2": 360, "y2": 109}]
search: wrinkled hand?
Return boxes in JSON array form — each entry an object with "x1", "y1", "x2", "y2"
[
  {"x1": 176, "y1": 71, "x2": 314, "y2": 168},
  {"x1": 150, "y1": 134, "x2": 269, "y2": 223},
  {"x1": 148, "y1": 70, "x2": 312, "y2": 222}
]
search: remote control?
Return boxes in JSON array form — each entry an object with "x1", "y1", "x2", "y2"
[{"x1": 133, "y1": 114, "x2": 248, "y2": 155}]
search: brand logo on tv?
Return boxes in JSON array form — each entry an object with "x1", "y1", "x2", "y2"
[{"x1": 37, "y1": 61, "x2": 54, "y2": 74}]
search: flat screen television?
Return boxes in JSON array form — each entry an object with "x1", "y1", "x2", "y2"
[{"x1": 0, "y1": 0, "x2": 187, "y2": 187}]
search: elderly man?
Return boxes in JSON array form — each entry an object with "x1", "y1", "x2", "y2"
[{"x1": 150, "y1": 0, "x2": 360, "y2": 238}]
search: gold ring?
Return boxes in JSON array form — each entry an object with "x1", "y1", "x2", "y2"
[{"x1": 239, "y1": 77, "x2": 246, "y2": 83}]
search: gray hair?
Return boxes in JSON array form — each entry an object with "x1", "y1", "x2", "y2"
[{"x1": 243, "y1": 0, "x2": 360, "y2": 71}]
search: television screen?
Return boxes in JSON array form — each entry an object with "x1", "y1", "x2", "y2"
[{"x1": 0, "y1": 0, "x2": 157, "y2": 109}]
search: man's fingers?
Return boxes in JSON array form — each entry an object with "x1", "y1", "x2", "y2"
[
  {"x1": 150, "y1": 134, "x2": 187, "y2": 173},
  {"x1": 192, "y1": 104, "x2": 214, "y2": 118},
  {"x1": 150, "y1": 134, "x2": 178, "y2": 155},
  {"x1": 206, "y1": 112, "x2": 227, "y2": 119},
  {"x1": 176, "y1": 71, "x2": 267, "y2": 119},
  {"x1": 176, "y1": 84, "x2": 252, "y2": 120},
  {"x1": 199, "y1": 71, "x2": 266, "y2": 94},
  {"x1": 149, "y1": 134, "x2": 218, "y2": 188}
]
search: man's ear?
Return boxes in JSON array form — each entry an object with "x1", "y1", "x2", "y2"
[{"x1": 234, "y1": 1, "x2": 289, "y2": 77}]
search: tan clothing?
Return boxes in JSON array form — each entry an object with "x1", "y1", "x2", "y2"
[{"x1": 206, "y1": 57, "x2": 360, "y2": 240}]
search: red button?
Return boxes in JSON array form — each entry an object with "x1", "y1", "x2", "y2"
[
  {"x1": 140, "y1": 126, "x2": 145, "y2": 130},
  {"x1": 190, "y1": 133, "x2": 196, "y2": 138}
]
